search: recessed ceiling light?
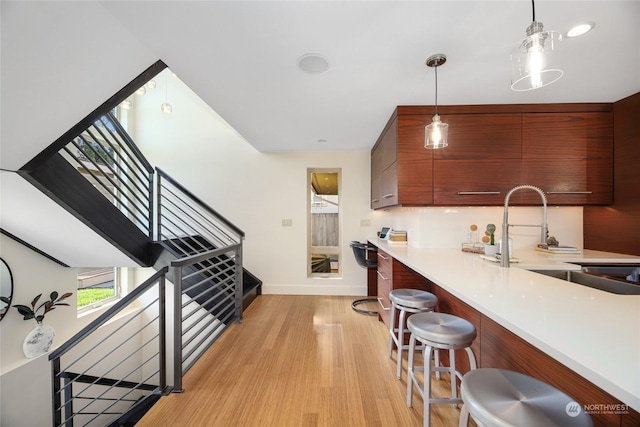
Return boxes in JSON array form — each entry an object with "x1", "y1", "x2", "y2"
[
  {"x1": 566, "y1": 22, "x2": 595, "y2": 38},
  {"x1": 297, "y1": 54, "x2": 329, "y2": 74}
]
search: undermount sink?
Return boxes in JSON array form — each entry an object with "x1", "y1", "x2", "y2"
[{"x1": 530, "y1": 268, "x2": 640, "y2": 295}]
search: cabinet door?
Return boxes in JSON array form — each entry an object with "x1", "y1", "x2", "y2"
[
  {"x1": 522, "y1": 159, "x2": 590, "y2": 205},
  {"x1": 522, "y1": 112, "x2": 613, "y2": 204},
  {"x1": 397, "y1": 115, "x2": 434, "y2": 205},
  {"x1": 523, "y1": 113, "x2": 588, "y2": 159},
  {"x1": 380, "y1": 162, "x2": 399, "y2": 207},
  {"x1": 434, "y1": 160, "x2": 522, "y2": 205},
  {"x1": 434, "y1": 114, "x2": 522, "y2": 160},
  {"x1": 371, "y1": 175, "x2": 382, "y2": 209}
]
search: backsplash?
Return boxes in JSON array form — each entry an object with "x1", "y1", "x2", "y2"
[{"x1": 372, "y1": 206, "x2": 583, "y2": 252}]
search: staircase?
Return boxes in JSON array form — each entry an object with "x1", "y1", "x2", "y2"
[{"x1": 13, "y1": 61, "x2": 261, "y2": 426}]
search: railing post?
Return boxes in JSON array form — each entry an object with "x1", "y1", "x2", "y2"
[
  {"x1": 235, "y1": 245, "x2": 243, "y2": 323},
  {"x1": 62, "y1": 377, "x2": 74, "y2": 427},
  {"x1": 173, "y1": 265, "x2": 184, "y2": 392},
  {"x1": 155, "y1": 169, "x2": 162, "y2": 242},
  {"x1": 159, "y1": 273, "x2": 167, "y2": 392},
  {"x1": 51, "y1": 357, "x2": 62, "y2": 427}
]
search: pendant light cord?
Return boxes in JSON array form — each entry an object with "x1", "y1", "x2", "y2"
[
  {"x1": 531, "y1": 0, "x2": 536, "y2": 21},
  {"x1": 434, "y1": 65, "x2": 439, "y2": 116}
]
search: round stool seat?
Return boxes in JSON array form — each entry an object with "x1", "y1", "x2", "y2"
[
  {"x1": 408, "y1": 312, "x2": 477, "y2": 347},
  {"x1": 461, "y1": 369, "x2": 593, "y2": 427},
  {"x1": 389, "y1": 289, "x2": 437, "y2": 310}
]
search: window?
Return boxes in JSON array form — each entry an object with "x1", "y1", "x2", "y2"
[
  {"x1": 308, "y1": 169, "x2": 341, "y2": 277},
  {"x1": 77, "y1": 267, "x2": 120, "y2": 312}
]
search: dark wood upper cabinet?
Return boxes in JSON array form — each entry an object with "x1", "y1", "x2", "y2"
[
  {"x1": 371, "y1": 111, "x2": 433, "y2": 208},
  {"x1": 371, "y1": 105, "x2": 613, "y2": 208},
  {"x1": 521, "y1": 112, "x2": 613, "y2": 205},
  {"x1": 434, "y1": 114, "x2": 522, "y2": 160}
]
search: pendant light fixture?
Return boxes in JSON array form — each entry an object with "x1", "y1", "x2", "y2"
[
  {"x1": 160, "y1": 74, "x2": 172, "y2": 115},
  {"x1": 511, "y1": 0, "x2": 563, "y2": 91},
  {"x1": 425, "y1": 53, "x2": 448, "y2": 149}
]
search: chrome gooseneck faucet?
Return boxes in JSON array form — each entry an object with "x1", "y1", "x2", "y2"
[{"x1": 501, "y1": 185, "x2": 548, "y2": 267}]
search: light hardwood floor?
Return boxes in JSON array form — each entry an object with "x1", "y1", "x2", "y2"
[{"x1": 137, "y1": 295, "x2": 466, "y2": 427}]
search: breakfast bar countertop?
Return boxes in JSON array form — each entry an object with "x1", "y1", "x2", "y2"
[{"x1": 369, "y1": 239, "x2": 640, "y2": 412}]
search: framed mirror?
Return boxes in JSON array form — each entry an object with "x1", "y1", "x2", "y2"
[{"x1": 0, "y1": 258, "x2": 13, "y2": 321}]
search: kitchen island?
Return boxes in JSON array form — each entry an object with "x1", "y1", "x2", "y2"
[{"x1": 370, "y1": 239, "x2": 640, "y2": 425}]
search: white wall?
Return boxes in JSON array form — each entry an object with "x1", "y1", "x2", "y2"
[
  {"x1": 0, "y1": 235, "x2": 81, "y2": 425},
  {"x1": 130, "y1": 71, "x2": 374, "y2": 296}
]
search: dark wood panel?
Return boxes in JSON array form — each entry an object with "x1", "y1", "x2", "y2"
[
  {"x1": 622, "y1": 407, "x2": 640, "y2": 427},
  {"x1": 376, "y1": 249, "x2": 393, "y2": 326},
  {"x1": 397, "y1": 114, "x2": 434, "y2": 205},
  {"x1": 370, "y1": 175, "x2": 382, "y2": 209},
  {"x1": 584, "y1": 92, "x2": 640, "y2": 256},
  {"x1": 480, "y1": 315, "x2": 621, "y2": 427},
  {"x1": 430, "y1": 284, "x2": 481, "y2": 377},
  {"x1": 521, "y1": 159, "x2": 589, "y2": 205},
  {"x1": 397, "y1": 103, "x2": 613, "y2": 116},
  {"x1": 433, "y1": 160, "x2": 522, "y2": 205},
  {"x1": 523, "y1": 113, "x2": 589, "y2": 159},
  {"x1": 380, "y1": 162, "x2": 398, "y2": 207},
  {"x1": 434, "y1": 114, "x2": 522, "y2": 160}
]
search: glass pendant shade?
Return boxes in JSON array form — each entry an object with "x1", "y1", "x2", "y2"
[
  {"x1": 511, "y1": 21, "x2": 563, "y2": 91},
  {"x1": 424, "y1": 53, "x2": 448, "y2": 150},
  {"x1": 425, "y1": 114, "x2": 448, "y2": 149},
  {"x1": 120, "y1": 99, "x2": 132, "y2": 110},
  {"x1": 161, "y1": 102, "x2": 172, "y2": 115}
]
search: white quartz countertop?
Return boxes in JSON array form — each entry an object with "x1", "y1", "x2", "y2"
[{"x1": 369, "y1": 239, "x2": 640, "y2": 411}]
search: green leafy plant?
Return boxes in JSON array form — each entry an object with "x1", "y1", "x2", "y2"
[
  {"x1": 486, "y1": 224, "x2": 496, "y2": 245},
  {"x1": 13, "y1": 291, "x2": 73, "y2": 324}
]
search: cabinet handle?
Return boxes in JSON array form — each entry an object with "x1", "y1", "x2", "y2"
[
  {"x1": 377, "y1": 297, "x2": 391, "y2": 311},
  {"x1": 382, "y1": 193, "x2": 396, "y2": 199},
  {"x1": 457, "y1": 191, "x2": 501, "y2": 195},
  {"x1": 371, "y1": 198, "x2": 380, "y2": 203},
  {"x1": 378, "y1": 253, "x2": 389, "y2": 260},
  {"x1": 377, "y1": 271, "x2": 389, "y2": 281},
  {"x1": 547, "y1": 191, "x2": 593, "y2": 194}
]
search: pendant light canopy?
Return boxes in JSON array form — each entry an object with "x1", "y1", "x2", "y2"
[
  {"x1": 511, "y1": 0, "x2": 563, "y2": 91},
  {"x1": 425, "y1": 53, "x2": 448, "y2": 149}
]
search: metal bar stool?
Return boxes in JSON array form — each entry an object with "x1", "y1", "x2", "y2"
[
  {"x1": 459, "y1": 368, "x2": 593, "y2": 427},
  {"x1": 388, "y1": 289, "x2": 438, "y2": 379},
  {"x1": 406, "y1": 312, "x2": 477, "y2": 427}
]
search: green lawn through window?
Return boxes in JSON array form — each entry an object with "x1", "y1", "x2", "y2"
[{"x1": 78, "y1": 288, "x2": 115, "y2": 307}]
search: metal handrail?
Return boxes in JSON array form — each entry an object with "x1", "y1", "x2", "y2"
[
  {"x1": 170, "y1": 243, "x2": 243, "y2": 391},
  {"x1": 50, "y1": 267, "x2": 169, "y2": 427}
]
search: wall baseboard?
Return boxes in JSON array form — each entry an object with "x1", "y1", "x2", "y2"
[{"x1": 262, "y1": 284, "x2": 366, "y2": 296}]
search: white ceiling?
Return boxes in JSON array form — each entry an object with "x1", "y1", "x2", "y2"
[{"x1": 99, "y1": 0, "x2": 640, "y2": 153}]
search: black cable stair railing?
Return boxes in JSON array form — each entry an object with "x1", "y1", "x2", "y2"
[
  {"x1": 156, "y1": 167, "x2": 244, "y2": 391},
  {"x1": 50, "y1": 268, "x2": 170, "y2": 427},
  {"x1": 61, "y1": 113, "x2": 154, "y2": 238}
]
